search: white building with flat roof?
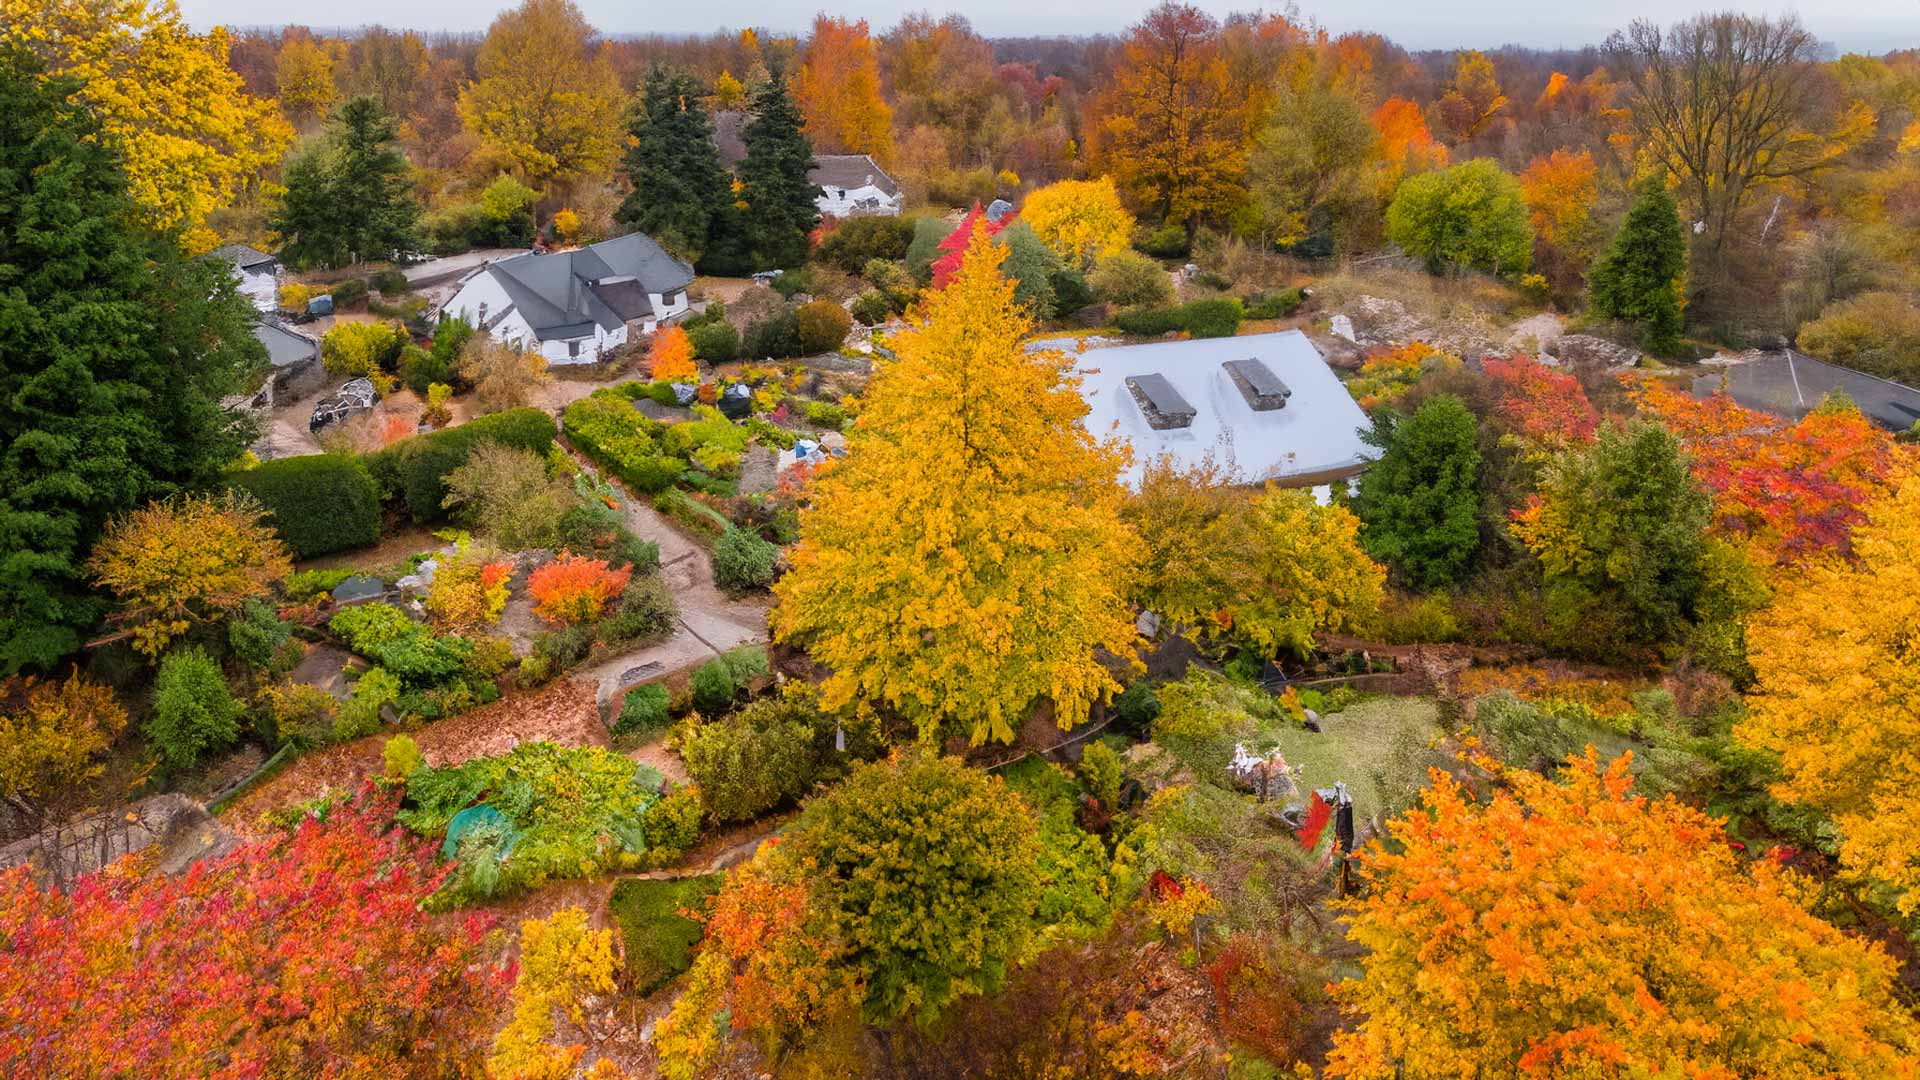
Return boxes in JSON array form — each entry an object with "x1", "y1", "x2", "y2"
[{"x1": 1058, "y1": 329, "x2": 1378, "y2": 491}]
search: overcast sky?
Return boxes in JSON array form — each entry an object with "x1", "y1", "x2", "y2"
[{"x1": 177, "y1": 0, "x2": 1920, "y2": 53}]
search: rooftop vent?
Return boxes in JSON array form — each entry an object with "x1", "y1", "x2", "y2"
[
  {"x1": 1223, "y1": 358, "x2": 1291, "y2": 412},
  {"x1": 1125, "y1": 373, "x2": 1197, "y2": 430}
]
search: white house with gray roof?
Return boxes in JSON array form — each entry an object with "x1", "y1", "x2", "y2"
[
  {"x1": 438, "y1": 232, "x2": 695, "y2": 365},
  {"x1": 1060, "y1": 330, "x2": 1378, "y2": 493},
  {"x1": 711, "y1": 112, "x2": 903, "y2": 218}
]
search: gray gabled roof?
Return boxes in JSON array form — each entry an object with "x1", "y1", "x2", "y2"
[
  {"x1": 251, "y1": 318, "x2": 319, "y2": 368},
  {"x1": 211, "y1": 243, "x2": 279, "y2": 271},
  {"x1": 1693, "y1": 349, "x2": 1920, "y2": 432},
  {"x1": 811, "y1": 154, "x2": 901, "y2": 198},
  {"x1": 478, "y1": 232, "x2": 693, "y2": 339}
]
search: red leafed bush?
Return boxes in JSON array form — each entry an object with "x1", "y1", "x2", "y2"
[
  {"x1": 528, "y1": 554, "x2": 632, "y2": 624},
  {"x1": 0, "y1": 785, "x2": 507, "y2": 1078},
  {"x1": 1482, "y1": 354, "x2": 1599, "y2": 448}
]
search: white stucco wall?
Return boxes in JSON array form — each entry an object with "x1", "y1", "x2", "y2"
[{"x1": 442, "y1": 272, "x2": 516, "y2": 335}]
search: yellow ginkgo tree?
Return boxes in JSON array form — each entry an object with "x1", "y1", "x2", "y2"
[
  {"x1": 1740, "y1": 476, "x2": 1920, "y2": 913},
  {"x1": 1, "y1": 0, "x2": 292, "y2": 252},
  {"x1": 772, "y1": 228, "x2": 1142, "y2": 746}
]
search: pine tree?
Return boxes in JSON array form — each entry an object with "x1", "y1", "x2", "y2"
[
  {"x1": 736, "y1": 69, "x2": 819, "y2": 270},
  {"x1": 616, "y1": 66, "x2": 733, "y2": 261},
  {"x1": 0, "y1": 48, "x2": 259, "y2": 671},
  {"x1": 272, "y1": 96, "x2": 419, "y2": 269},
  {"x1": 1354, "y1": 394, "x2": 1484, "y2": 588},
  {"x1": 1589, "y1": 176, "x2": 1687, "y2": 355}
]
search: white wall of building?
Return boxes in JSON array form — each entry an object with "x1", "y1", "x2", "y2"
[
  {"x1": 818, "y1": 184, "x2": 902, "y2": 217},
  {"x1": 237, "y1": 266, "x2": 279, "y2": 313}
]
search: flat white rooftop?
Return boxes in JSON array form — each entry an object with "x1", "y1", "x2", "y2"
[{"x1": 1051, "y1": 329, "x2": 1378, "y2": 488}]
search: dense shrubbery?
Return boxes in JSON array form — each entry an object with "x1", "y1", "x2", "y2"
[
  {"x1": 713, "y1": 525, "x2": 779, "y2": 593},
  {"x1": 1243, "y1": 288, "x2": 1304, "y2": 319},
  {"x1": 364, "y1": 408, "x2": 558, "y2": 522},
  {"x1": 319, "y1": 320, "x2": 407, "y2": 379},
  {"x1": 679, "y1": 695, "x2": 829, "y2": 822},
  {"x1": 1797, "y1": 291, "x2": 1920, "y2": 385},
  {"x1": 616, "y1": 682, "x2": 671, "y2": 734},
  {"x1": 815, "y1": 216, "x2": 915, "y2": 272},
  {"x1": 561, "y1": 392, "x2": 682, "y2": 493},
  {"x1": 744, "y1": 309, "x2": 803, "y2": 359},
  {"x1": 228, "y1": 454, "x2": 380, "y2": 558},
  {"x1": 398, "y1": 741, "x2": 665, "y2": 903},
  {"x1": 149, "y1": 648, "x2": 240, "y2": 770},
  {"x1": 1113, "y1": 297, "x2": 1244, "y2": 338},
  {"x1": 794, "y1": 298, "x2": 853, "y2": 353}
]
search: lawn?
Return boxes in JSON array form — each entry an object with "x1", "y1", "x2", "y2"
[
  {"x1": 607, "y1": 874, "x2": 722, "y2": 995},
  {"x1": 1259, "y1": 695, "x2": 1444, "y2": 818}
]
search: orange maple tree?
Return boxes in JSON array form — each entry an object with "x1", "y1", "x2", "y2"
[
  {"x1": 1482, "y1": 354, "x2": 1599, "y2": 450},
  {"x1": 649, "y1": 325, "x2": 698, "y2": 382},
  {"x1": 528, "y1": 554, "x2": 631, "y2": 624},
  {"x1": 792, "y1": 15, "x2": 894, "y2": 165},
  {"x1": 1328, "y1": 751, "x2": 1920, "y2": 1078},
  {"x1": 0, "y1": 786, "x2": 507, "y2": 1077},
  {"x1": 1517, "y1": 148, "x2": 1598, "y2": 252},
  {"x1": 1628, "y1": 377, "x2": 1909, "y2": 564}
]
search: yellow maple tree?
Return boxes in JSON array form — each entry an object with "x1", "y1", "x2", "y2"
[
  {"x1": 771, "y1": 228, "x2": 1142, "y2": 745},
  {"x1": 1740, "y1": 476, "x2": 1920, "y2": 912},
  {"x1": 791, "y1": 15, "x2": 894, "y2": 166},
  {"x1": 457, "y1": 0, "x2": 624, "y2": 190},
  {"x1": 0, "y1": 0, "x2": 292, "y2": 252},
  {"x1": 1018, "y1": 177, "x2": 1136, "y2": 270},
  {"x1": 1329, "y1": 751, "x2": 1920, "y2": 1078},
  {"x1": 487, "y1": 907, "x2": 620, "y2": 1080},
  {"x1": 648, "y1": 326, "x2": 697, "y2": 382}
]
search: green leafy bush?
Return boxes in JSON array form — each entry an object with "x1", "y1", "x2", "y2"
[
  {"x1": 1111, "y1": 681, "x2": 1162, "y2": 736},
  {"x1": 1112, "y1": 305, "x2": 1184, "y2": 337},
  {"x1": 816, "y1": 216, "x2": 915, "y2": 272},
  {"x1": 616, "y1": 682, "x2": 671, "y2": 735},
  {"x1": 1078, "y1": 740, "x2": 1123, "y2": 808},
  {"x1": 364, "y1": 408, "x2": 558, "y2": 522},
  {"x1": 561, "y1": 392, "x2": 681, "y2": 494},
  {"x1": 744, "y1": 310, "x2": 802, "y2": 359},
  {"x1": 150, "y1": 647, "x2": 241, "y2": 769},
  {"x1": 1385, "y1": 158, "x2": 1533, "y2": 278},
  {"x1": 371, "y1": 268, "x2": 409, "y2": 296},
  {"x1": 713, "y1": 525, "x2": 778, "y2": 593},
  {"x1": 679, "y1": 697, "x2": 824, "y2": 822},
  {"x1": 1180, "y1": 298, "x2": 1243, "y2": 338},
  {"x1": 804, "y1": 399, "x2": 847, "y2": 430},
  {"x1": 228, "y1": 598, "x2": 291, "y2": 669},
  {"x1": 327, "y1": 276, "x2": 370, "y2": 309},
  {"x1": 1050, "y1": 268, "x2": 1095, "y2": 313},
  {"x1": 600, "y1": 575, "x2": 676, "y2": 647},
  {"x1": 229, "y1": 453, "x2": 380, "y2": 558},
  {"x1": 1134, "y1": 220, "x2": 1190, "y2": 259},
  {"x1": 397, "y1": 344, "x2": 450, "y2": 395},
  {"x1": 687, "y1": 319, "x2": 740, "y2": 362},
  {"x1": 637, "y1": 787, "x2": 704, "y2": 867},
  {"x1": 1090, "y1": 250, "x2": 1175, "y2": 308},
  {"x1": 1243, "y1": 288, "x2": 1304, "y2": 319},
  {"x1": 533, "y1": 623, "x2": 596, "y2": 673},
  {"x1": 285, "y1": 568, "x2": 353, "y2": 602},
  {"x1": 400, "y1": 741, "x2": 664, "y2": 903},
  {"x1": 328, "y1": 603, "x2": 474, "y2": 687},
  {"x1": 850, "y1": 289, "x2": 893, "y2": 326},
  {"x1": 689, "y1": 657, "x2": 737, "y2": 716},
  {"x1": 608, "y1": 874, "x2": 720, "y2": 993},
  {"x1": 340, "y1": 666, "x2": 401, "y2": 738}
]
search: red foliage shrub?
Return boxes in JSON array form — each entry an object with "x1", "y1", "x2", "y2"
[{"x1": 528, "y1": 554, "x2": 632, "y2": 624}]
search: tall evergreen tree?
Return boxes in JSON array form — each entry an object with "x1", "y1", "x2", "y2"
[
  {"x1": 1589, "y1": 177, "x2": 1687, "y2": 355},
  {"x1": 1354, "y1": 394, "x2": 1484, "y2": 589},
  {"x1": 615, "y1": 66, "x2": 731, "y2": 261},
  {"x1": 0, "y1": 48, "x2": 260, "y2": 671},
  {"x1": 736, "y1": 69, "x2": 819, "y2": 270},
  {"x1": 272, "y1": 95, "x2": 419, "y2": 270}
]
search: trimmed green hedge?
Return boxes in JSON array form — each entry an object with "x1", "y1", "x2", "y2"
[
  {"x1": 364, "y1": 408, "x2": 557, "y2": 522},
  {"x1": 562, "y1": 392, "x2": 683, "y2": 493},
  {"x1": 229, "y1": 454, "x2": 381, "y2": 558},
  {"x1": 1114, "y1": 298, "x2": 1244, "y2": 339}
]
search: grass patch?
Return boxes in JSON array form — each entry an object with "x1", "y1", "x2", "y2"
[
  {"x1": 1259, "y1": 695, "x2": 1444, "y2": 814},
  {"x1": 608, "y1": 874, "x2": 722, "y2": 994}
]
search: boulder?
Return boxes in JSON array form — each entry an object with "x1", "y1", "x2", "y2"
[{"x1": 1548, "y1": 333, "x2": 1642, "y2": 369}]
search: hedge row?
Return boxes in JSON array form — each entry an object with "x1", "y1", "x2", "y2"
[
  {"x1": 229, "y1": 454, "x2": 381, "y2": 559},
  {"x1": 1113, "y1": 297, "x2": 1244, "y2": 339},
  {"x1": 364, "y1": 408, "x2": 558, "y2": 522},
  {"x1": 562, "y1": 393, "x2": 682, "y2": 493}
]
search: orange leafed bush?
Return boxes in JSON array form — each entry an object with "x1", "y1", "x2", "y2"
[
  {"x1": 527, "y1": 555, "x2": 631, "y2": 624},
  {"x1": 649, "y1": 326, "x2": 697, "y2": 382}
]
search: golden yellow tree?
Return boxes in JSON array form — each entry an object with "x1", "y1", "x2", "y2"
[
  {"x1": 0, "y1": 0, "x2": 292, "y2": 252},
  {"x1": 487, "y1": 907, "x2": 620, "y2": 1080},
  {"x1": 274, "y1": 33, "x2": 337, "y2": 125},
  {"x1": 771, "y1": 229, "x2": 1142, "y2": 745},
  {"x1": 1740, "y1": 477, "x2": 1920, "y2": 912},
  {"x1": 458, "y1": 0, "x2": 623, "y2": 190},
  {"x1": 1018, "y1": 177, "x2": 1136, "y2": 269},
  {"x1": 792, "y1": 15, "x2": 895, "y2": 167},
  {"x1": 1329, "y1": 752, "x2": 1920, "y2": 1078},
  {"x1": 1428, "y1": 49, "x2": 1508, "y2": 143}
]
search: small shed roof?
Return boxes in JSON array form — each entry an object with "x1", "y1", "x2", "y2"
[
  {"x1": 1058, "y1": 329, "x2": 1377, "y2": 488},
  {"x1": 210, "y1": 243, "x2": 279, "y2": 271}
]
